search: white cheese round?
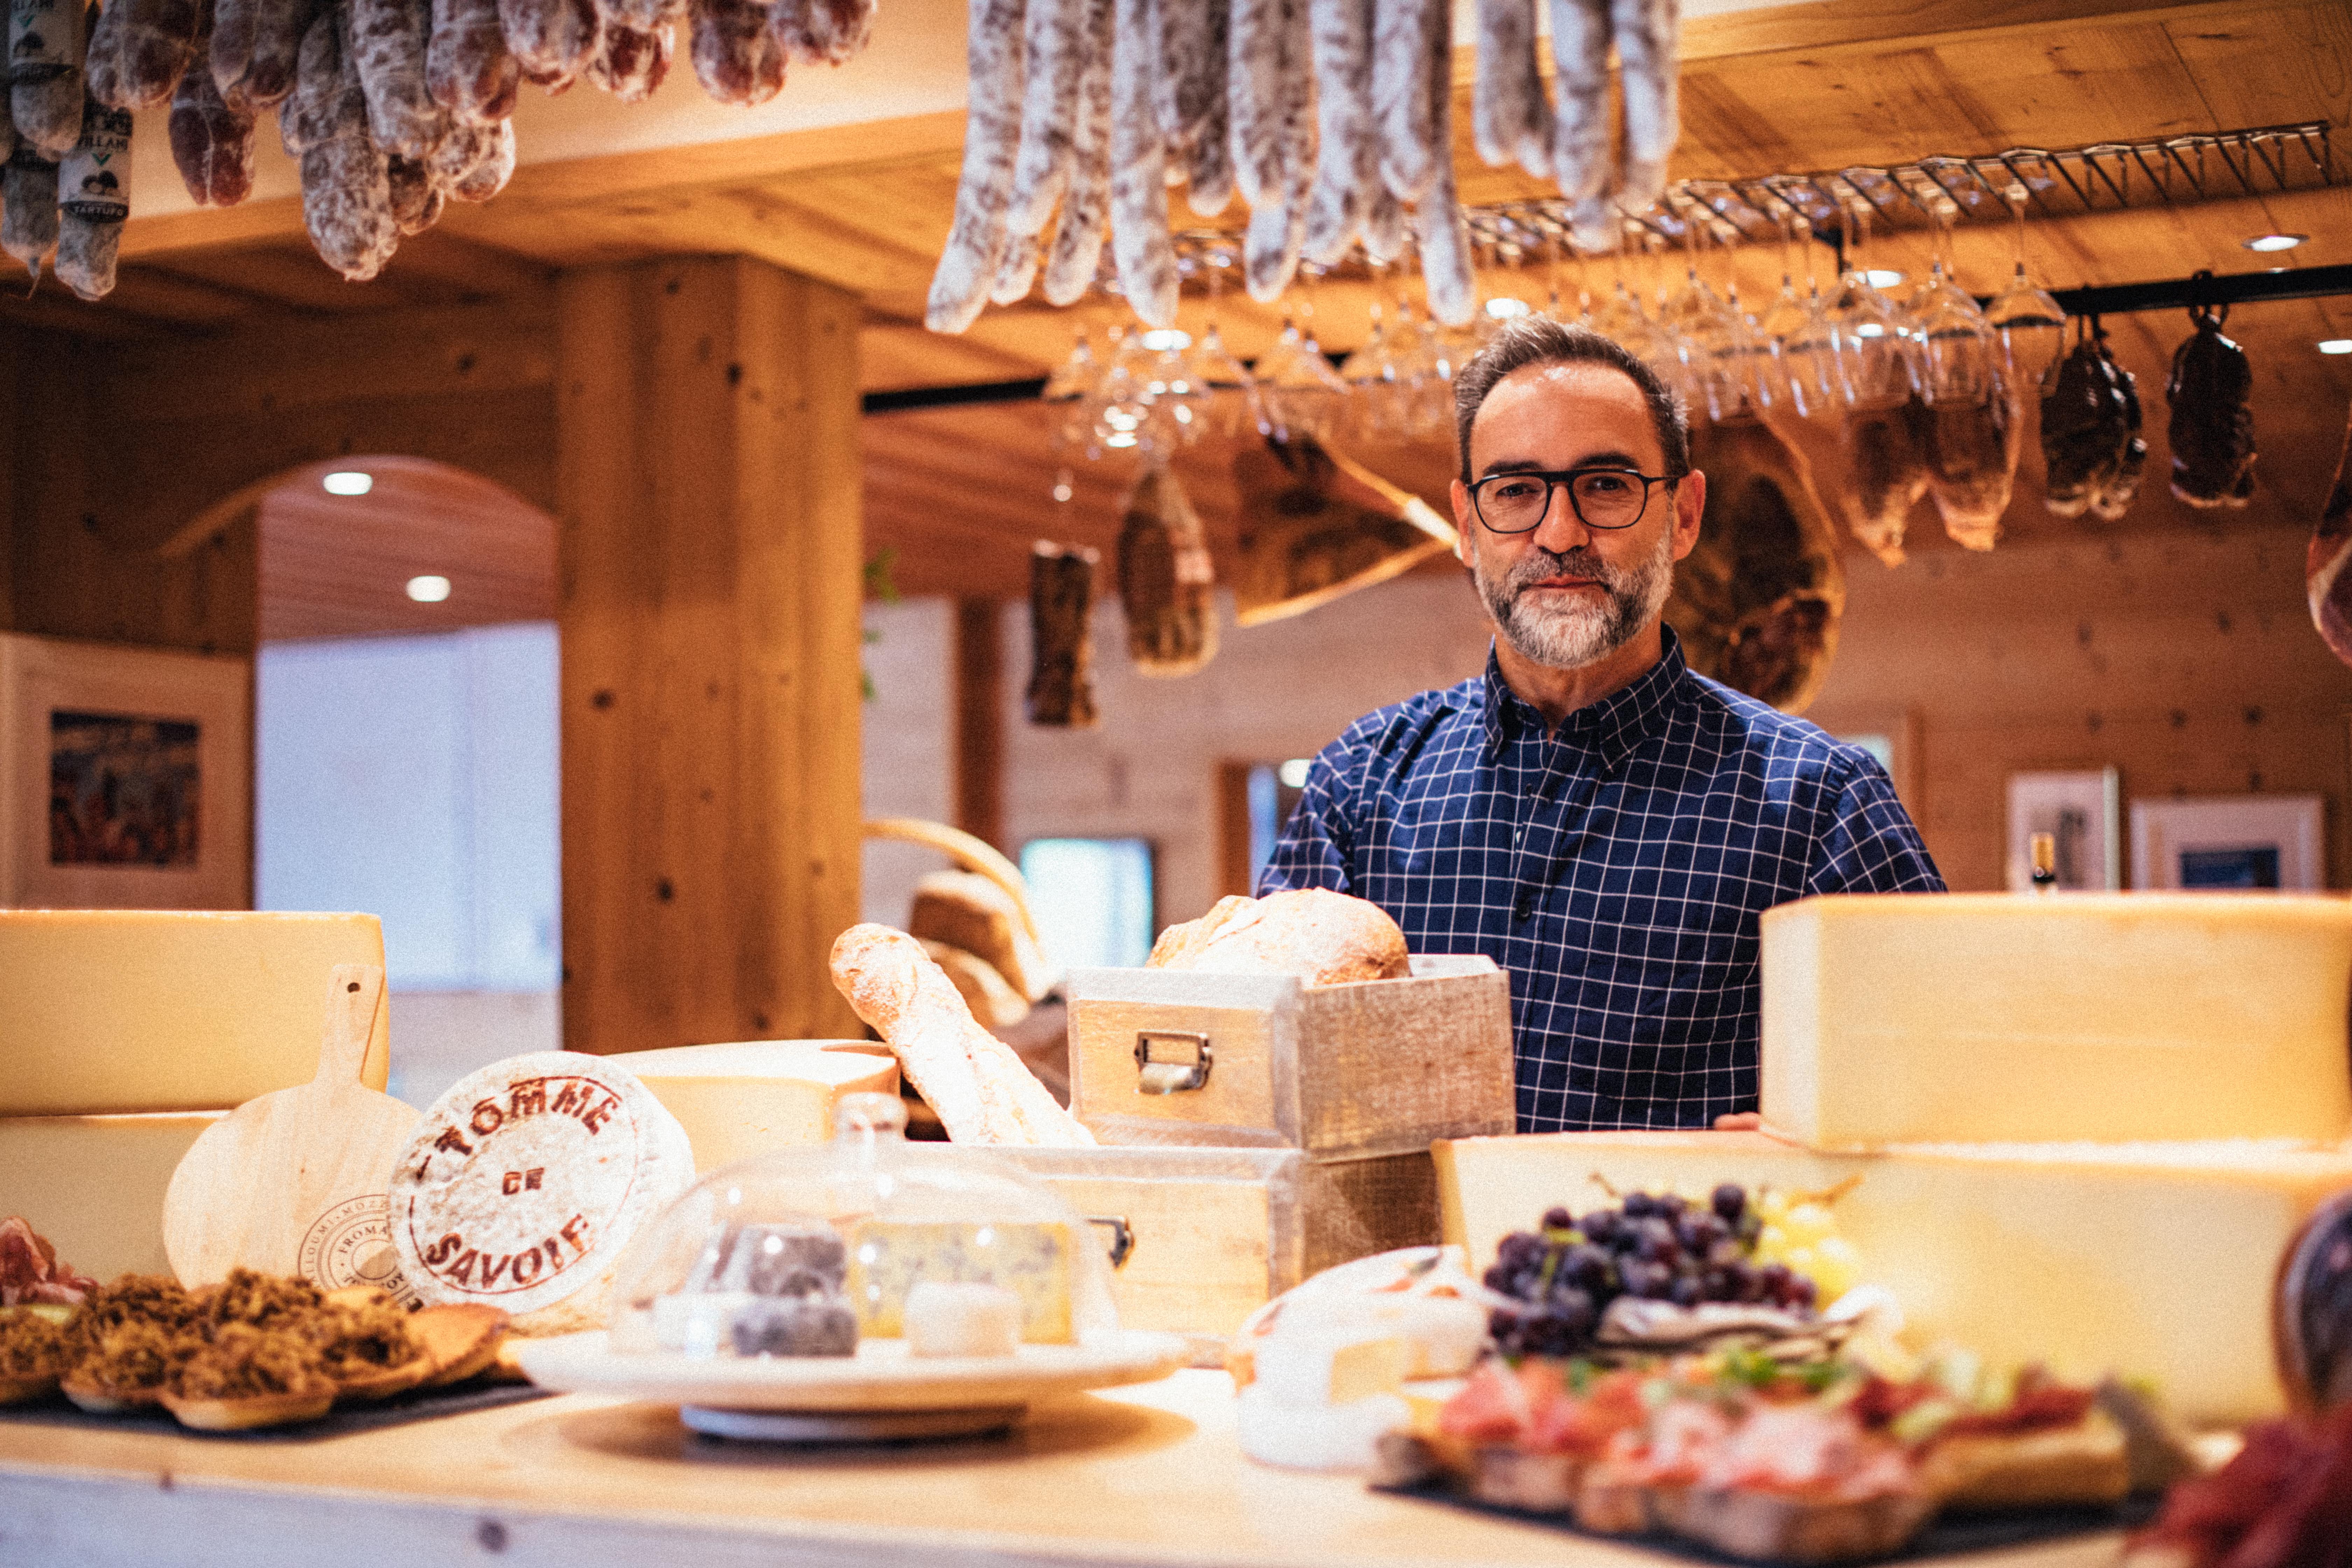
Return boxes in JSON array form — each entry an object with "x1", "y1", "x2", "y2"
[{"x1": 390, "y1": 1051, "x2": 694, "y2": 1335}]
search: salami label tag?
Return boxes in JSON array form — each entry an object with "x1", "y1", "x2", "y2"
[
  {"x1": 7, "y1": 0, "x2": 80, "y2": 87},
  {"x1": 59, "y1": 103, "x2": 129, "y2": 223}
]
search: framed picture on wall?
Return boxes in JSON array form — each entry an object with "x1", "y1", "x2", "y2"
[
  {"x1": 2005, "y1": 769, "x2": 2120, "y2": 891},
  {"x1": 0, "y1": 633, "x2": 251, "y2": 909},
  {"x1": 2130, "y1": 794, "x2": 2325, "y2": 891}
]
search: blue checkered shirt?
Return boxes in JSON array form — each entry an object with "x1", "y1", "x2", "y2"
[{"x1": 1259, "y1": 629, "x2": 1944, "y2": 1131}]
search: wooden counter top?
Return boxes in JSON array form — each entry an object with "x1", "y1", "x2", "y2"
[{"x1": 0, "y1": 1371, "x2": 2127, "y2": 1568}]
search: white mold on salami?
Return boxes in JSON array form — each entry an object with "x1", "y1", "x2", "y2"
[
  {"x1": 1610, "y1": 0, "x2": 1676, "y2": 210},
  {"x1": 1240, "y1": 0, "x2": 1308, "y2": 302},
  {"x1": 1472, "y1": 0, "x2": 1548, "y2": 178},
  {"x1": 924, "y1": 0, "x2": 1024, "y2": 332},
  {"x1": 1300, "y1": 0, "x2": 1371, "y2": 267},
  {"x1": 688, "y1": 0, "x2": 779, "y2": 104},
  {"x1": 352, "y1": 0, "x2": 445, "y2": 156},
  {"x1": 169, "y1": 62, "x2": 257, "y2": 204},
  {"x1": 427, "y1": 0, "x2": 518, "y2": 118},
  {"x1": 1109, "y1": 0, "x2": 1177, "y2": 325},
  {"x1": 293, "y1": 3, "x2": 399, "y2": 280},
  {"x1": 222, "y1": 0, "x2": 313, "y2": 108},
  {"x1": 989, "y1": 227, "x2": 1038, "y2": 306},
  {"x1": 602, "y1": 0, "x2": 683, "y2": 34},
  {"x1": 1415, "y1": 0, "x2": 1472, "y2": 325},
  {"x1": 106, "y1": 0, "x2": 206, "y2": 110},
  {"x1": 1225, "y1": 0, "x2": 1284, "y2": 209},
  {"x1": 11, "y1": 0, "x2": 88, "y2": 158},
  {"x1": 1370, "y1": 0, "x2": 1437, "y2": 202},
  {"x1": 1178, "y1": 0, "x2": 1229, "y2": 215},
  {"x1": 1003, "y1": 0, "x2": 1080, "y2": 238},
  {"x1": 1, "y1": 146, "x2": 58, "y2": 280},
  {"x1": 447, "y1": 110, "x2": 510, "y2": 196},
  {"x1": 1361, "y1": 182, "x2": 1403, "y2": 263},
  {"x1": 499, "y1": 0, "x2": 596, "y2": 87},
  {"x1": 1548, "y1": 0, "x2": 1609, "y2": 203},
  {"x1": 585, "y1": 18, "x2": 671, "y2": 100},
  {"x1": 53, "y1": 90, "x2": 124, "y2": 298},
  {"x1": 385, "y1": 146, "x2": 437, "y2": 228},
  {"x1": 785, "y1": 0, "x2": 870, "y2": 63},
  {"x1": 1038, "y1": 0, "x2": 1109, "y2": 307}
]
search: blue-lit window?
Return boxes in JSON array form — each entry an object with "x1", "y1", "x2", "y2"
[{"x1": 1019, "y1": 838, "x2": 1155, "y2": 972}]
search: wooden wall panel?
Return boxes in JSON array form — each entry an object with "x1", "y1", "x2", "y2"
[
  {"x1": 556, "y1": 257, "x2": 864, "y2": 1055},
  {"x1": 954, "y1": 597, "x2": 1005, "y2": 850}
]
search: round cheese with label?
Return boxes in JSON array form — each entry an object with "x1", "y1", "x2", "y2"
[{"x1": 390, "y1": 1051, "x2": 694, "y2": 1335}]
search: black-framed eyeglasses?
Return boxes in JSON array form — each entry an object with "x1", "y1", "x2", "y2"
[{"x1": 1467, "y1": 468, "x2": 1679, "y2": 533}]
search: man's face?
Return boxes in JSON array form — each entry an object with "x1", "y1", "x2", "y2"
[{"x1": 1448, "y1": 361, "x2": 1704, "y2": 670}]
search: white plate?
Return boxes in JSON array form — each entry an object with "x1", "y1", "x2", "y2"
[{"x1": 511, "y1": 1328, "x2": 1190, "y2": 1412}]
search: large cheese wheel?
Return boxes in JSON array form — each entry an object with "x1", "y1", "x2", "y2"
[
  {"x1": 0, "y1": 1113, "x2": 224, "y2": 1280},
  {"x1": 2312, "y1": 400, "x2": 2352, "y2": 668},
  {"x1": 599, "y1": 1041, "x2": 900, "y2": 1172},
  {"x1": 390, "y1": 1051, "x2": 694, "y2": 1335}
]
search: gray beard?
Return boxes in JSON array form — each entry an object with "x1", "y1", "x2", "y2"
[{"x1": 1474, "y1": 530, "x2": 1676, "y2": 669}]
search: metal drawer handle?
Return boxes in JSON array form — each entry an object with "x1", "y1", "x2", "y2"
[
  {"x1": 1134, "y1": 1031, "x2": 1212, "y2": 1094},
  {"x1": 1086, "y1": 1215, "x2": 1134, "y2": 1269}
]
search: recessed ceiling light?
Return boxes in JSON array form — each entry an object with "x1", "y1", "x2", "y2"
[
  {"x1": 2245, "y1": 233, "x2": 2306, "y2": 253},
  {"x1": 2320, "y1": 340, "x2": 2352, "y2": 356},
  {"x1": 1138, "y1": 328, "x2": 1192, "y2": 352},
  {"x1": 1865, "y1": 268, "x2": 1906, "y2": 289},
  {"x1": 322, "y1": 471, "x2": 373, "y2": 496},
  {"x1": 405, "y1": 575, "x2": 452, "y2": 602}
]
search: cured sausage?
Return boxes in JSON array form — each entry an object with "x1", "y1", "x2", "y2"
[
  {"x1": 1225, "y1": 0, "x2": 1285, "y2": 209},
  {"x1": 498, "y1": 0, "x2": 594, "y2": 86},
  {"x1": 1471, "y1": 0, "x2": 1548, "y2": 178},
  {"x1": 1240, "y1": 0, "x2": 1307, "y2": 302},
  {"x1": 585, "y1": 19, "x2": 670, "y2": 99},
  {"x1": 92, "y1": 0, "x2": 204, "y2": 110},
  {"x1": 445, "y1": 110, "x2": 510, "y2": 195},
  {"x1": 1300, "y1": 0, "x2": 1370, "y2": 266},
  {"x1": 924, "y1": 0, "x2": 1023, "y2": 332},
  {"x1": 351, "y1": 0, "x2": 442, "y2": 155},
  {"x1": 218, "y1": 0, "x2": 310, "y2": 108},
  {"x1": 168, "y1": 60, "x2": 255, "y2": 203},
  {"x1": 1, "y1": 147, "x2": 58, "y2": 281},
  {"x1": 384, "y1": 148, "x2": 439, "y2": 229},
  {"x1": 773, "y1": 0, "x2": 865, "y2": 62},
  {"x1": 1610, "y1": 0, "x2": 1677, "y2": 210},
  {"x1": 687, "y1": 0, "x2": 778, "y2": 103},
  {"x1": 1179, "y1": 0, "x2": 1228, "y2": 215},
  {"x1": 1547, "y1": 0, "x2": 1608, "y2": 202},
  {"x1": 1108, "y1": 0, "x2": 1176, "y2": 326},
  {"x1": 601, "y1": 0, "x2": 679, "y2": 31},
  {"x1": 1026, "y1": 543, "x2": 1099, "y2": 728},
  {"x1": 1038, "y1": 0, "x2": 1109, "y2": 307},
  {"x1": 1415, "y1": 0, "x2": 1472, "y2": 324},
  {"x1": 11, "y1": 0, "x2": 88, "y2": 159},
  {"x1": 2311, "y1": 402, "x2": 2352, "y2": 671},
  {"x1": 989, "y1": 228, "x2": 1037, "y2": 305},
  {"x1": 56, "y1": 98, "x2": 131, "y2": 299},
  {"x1": 2166, "y1": 301, "x2": 2256, "y2": 508},
  {"x1": 1371, "y1": 0, "x2": 1438, "y2": 201},
  {"x1": 1118, "y1": 462, "x2": 1218, "y2": 676},
  {"x1": 1002, "y1": 0, "x2": 1077, "y2": 235},
  {"x1": 426, "y1": 0, "x2": 516, "y2": 117},
  {"x1": 1361, "y1": 183, "x2": 1402, "y2": 263},
  {"x1": 288, "y1": 4, "x2": 398, "y2": 280}
]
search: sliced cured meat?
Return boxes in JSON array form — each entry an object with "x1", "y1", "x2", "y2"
[
  {"x1": 1038, "y1": 0, "x2": 1110, "y2": 306},
  {"x1": 169, "y1": 62, "x2": 257, "y2": 203},
  {"x1": 1118, "y1": 461, "x2": 1218, "y2": 675},
  {"x1": 426, "y1": 0, "x2": 517, "y2": 118},
  {"x1": 1026, "y1": 543, "x2": 1099, "y2": 728},
  {"x1": 2313, "y1": 403, "x2": 2352, "y2": 670},
  {"x1": 924, "y1": 0, "x2": 1023, "y2": 332},
  {"x1": 1300, "y1": 0, "x2": 1371, "y2": 266},
  {"x1": 1667, "y1": 416, "x2": 1846, "y2": 713},
  {"x1": 1108, "y1": 0, "x2": 1176, "y2": 325},
  {"x1": 1610, "y1": 0, "x2": 1677, "y2": 210},
  {"x1": 687, "y1": 0, "x2": 779, "y2": 103},
  {"x1": 2166, "y1": 302, "x2": 2256, "y2": 509},
  {"x1": 1546, "y1": 0, "x2": 1606, "y2": 202},
  {"x1": 1833, "y1": 395, "x2": 1927, "y2": 567},
  {"x1": 1924, "y1": 369, "x2": 2020, "y2": 552},
  {"x1": 1471, "y1": 0, "x2": 1548, "y2": 178},
  {"x1": 585, "y1": 19, "x2": 670, "y2": 99},
  {"x1": 1003, "y1": 0, "x2": 1081, "y2": 236}
]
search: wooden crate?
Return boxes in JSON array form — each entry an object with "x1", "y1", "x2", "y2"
[
  {"x1": 992, "y1": 1145, "x2": 1442, "y2": 1357},
  {"x1": 1065, "y1": 955, "x2": 1515, "y2": 1157}
]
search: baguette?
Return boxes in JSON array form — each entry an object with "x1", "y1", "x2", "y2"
[{"x1": 830, "y1": 924, "x2": 1094, "y2": 1147}]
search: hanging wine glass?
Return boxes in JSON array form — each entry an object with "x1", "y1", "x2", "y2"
[
  {"x1": 1698, "y1": 216, "x2": 1772, "y2": 424},
  {"x1": 1985, "y1": 181, "x2": 2068, "y2": 385},
  {"x1": 1088, "y1": 323, "x2": 1158, "y2": 452},
  {"x1": 1182, "y1": 246, "x2": 1261, "y2": 442},
  {"x1": 1757, "y1": 204, "x2": 1821, "y2": 415},
  {"x1": 1782, "y1": 212, "x2": 1854, "y2": 417},
  {"x1": 1387, "y1": 267, "x2": 1451, "y2": 442},
  {"x1": 1255, "y1": 267, "x2": 1348, "y2": 442},
  {"x1": 1909, "y1": 195, "x2": 1997, "y2": 408},
  {"x1": 1658, "y1": 207, "x2": 1731, "y2": 414},
  {"x1": 1830, "y1": 200, "x2": 1917, "y2": 410},
  {"x1": 1043, "y1": 327, "x2": 1104, "y2": 459},
  {"x1": 1340, "y1": 268, "x2": 1407, "y2": 443}
]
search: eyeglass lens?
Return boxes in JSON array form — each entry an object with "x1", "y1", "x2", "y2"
[{"x1": 1476, "y1": 471, "x2": 1652, "y2": 533}]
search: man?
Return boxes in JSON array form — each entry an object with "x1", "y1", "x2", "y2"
[{"x1": 1260, "y1": 316, "x2": 1943, "y2": 1132}]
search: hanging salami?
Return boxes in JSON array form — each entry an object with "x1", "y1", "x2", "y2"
[
  {"x1": 218, "y1": 0, "x2": 313, "y2": 108},
  {"x1": 1116, "y1": 460, "x2": 1218, "y2": 676},
  {"x1": 1107, "y1": 0, "x2": 1176, "y2": 326},
  {"x1": 1026, "y1": 542, "x2": 1100, "y2": 728},
  {"x1": 426, "y1": 0, "x2": 517, "y2": 118},
  {"x1": 498, "y1": 0, "x2": 596, "y2": 89},
  {"x1": 10, "y1": 0, "x2": 88, "y2": 159},
  {"x1": 55, "y1": 93, "x2": 130, "y2": 299},
  {"x1": 1, "y1": 146, "x2": 59, "y2": 281},
  {"x1": 585, "y1": 19, "x2": 672, "y2": 100},
  {"x1": 352, "y1": 0, "x2": 446, "y2": 155},
  {"x1": 169, "y1": 62, "x2": 257, "y2": 204},
  {"x1": 1038, "y1": 0, "x2": 1110, "y2": 307},
  {"x1": 688, "y1": 0, "x2": 780, "y2": 104},
  {"x1": 285, "y1": 4, "x2": 400, "y2": 281},
  {"x1": 923, "y1": 0, "x2": 1022, "y2": 332},
  {"x1": 89, "y1": 0, "x2": 205, "y2": 110}
]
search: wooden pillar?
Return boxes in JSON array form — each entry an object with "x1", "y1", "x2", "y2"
[
  {"x1": 953, "y1": 597, "x2": 1004, "y2": 851},
  {"x1": 555, "y1": 257, "x2": 863, "y2": 1052}
]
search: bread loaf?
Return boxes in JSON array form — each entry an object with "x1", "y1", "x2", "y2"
[
  {"x1": 919, "y1": 938, "x2": 1030, "y2": 1030},
  {"x1": 909, "y1": 870, "x2": 1051, "y2": 1002},
  {"x1": 1148, "y1": 888, "x2": 1410, "y2": 985},
  {"x1": 829, "y1": 923, "x2": 1093, "y2": 1147}
]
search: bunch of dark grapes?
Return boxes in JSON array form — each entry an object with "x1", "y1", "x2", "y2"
[{"x1": 1482, "y1": 1185, "x2": 1819, "y2": 1358}]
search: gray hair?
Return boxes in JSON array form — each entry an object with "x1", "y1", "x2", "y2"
[{"x1": 1452, "y1": 316, "x2": 1690, "y2": 484}]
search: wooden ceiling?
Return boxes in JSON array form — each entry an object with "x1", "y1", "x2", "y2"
[{"x1": 11, "y1": 0, "x2": 2351, "y2": 603}]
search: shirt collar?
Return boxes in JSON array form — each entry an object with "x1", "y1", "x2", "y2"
[{"x1": 1480, "y1": 625, "x2": 1691, "y2": 762}]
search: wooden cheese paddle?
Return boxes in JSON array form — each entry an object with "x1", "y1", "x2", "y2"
[{"x1": 163, "y1": 964, "x2": 418, "y2": 1289}]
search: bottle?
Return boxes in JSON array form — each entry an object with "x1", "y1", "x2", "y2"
[{"x1": 2028, "y1": 831, "x2": 2059, "y2": 895}]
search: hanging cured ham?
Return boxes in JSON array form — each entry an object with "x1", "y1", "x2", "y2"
[
  {"x1": 1666, "y1": 418, "x2": 1846, "y2": 714},
  {"x1": 2166, "y1": 301, "x2": 2257, "y2": 508},
  {"x1": 2313, "y1": 402, "x2": 2352, "y2": 671},
  {"x1": 1228, "y1": 431, "x2": 1455, "y2": 625},
  {"x1": 1026, "y1": 542, "x2": 1101, "y2": 727},
  {"x1": 1923, "y1": 370, "x2": 2021, "y2": 552},
  {"x1": 1831, "y1": 397, "x2": 1927, "y2": 568},
  {"x1": 1116, "y1": 461, "x2": 1219, "y2": 676},
  {"x1": 2040, "y1": 325, "x2": 2146, "y2": 521}
]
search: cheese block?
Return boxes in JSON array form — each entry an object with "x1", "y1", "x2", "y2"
[
  {"x1": 0, "y1": 1113, "x2": 224, "y2": 1280},
  {"x1": 845, "y1": 1220, "x2": 1075, "y2": 1343},
  {"x1": 390, "y1": 1052, "x2": 695, "y2": 1335},
  {"x1": 1763, "y1": 893, "x2": 2352, "y2": 1149},
  {"x1": 1437, "y1": 1129, "x2": 2352, "y2": 1424},
  {"x1": 0, "y1": 910, "x2": 390, "y2": 1115},
  {"x1": 599, "y1": 1041, "x2": 900, "y2": 1173},
  {"x1": 1251, "y1": 1330, "x2": 1409, "y2": 1407}
]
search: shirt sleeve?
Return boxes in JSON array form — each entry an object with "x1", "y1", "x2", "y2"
[
  {"x1": 1804, "y1": 751, "x2": 1947, "y2": 896},
  {"x1": 1256, "y1": 740, "x2": 1361, "y2": 896}
]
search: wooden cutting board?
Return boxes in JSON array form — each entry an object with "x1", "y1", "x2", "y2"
[{"x1": 163, "y1": 964, "x2": 420, "y2": 1292}]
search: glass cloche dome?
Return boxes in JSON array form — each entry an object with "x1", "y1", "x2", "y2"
[{"x1": 609, "y1": 1092, "x2": 1118, "y2": 1358}]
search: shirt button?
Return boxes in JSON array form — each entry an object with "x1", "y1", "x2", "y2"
[{"x1": 1513, "y1": 889, "x2": 1535, "y2": 920}]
